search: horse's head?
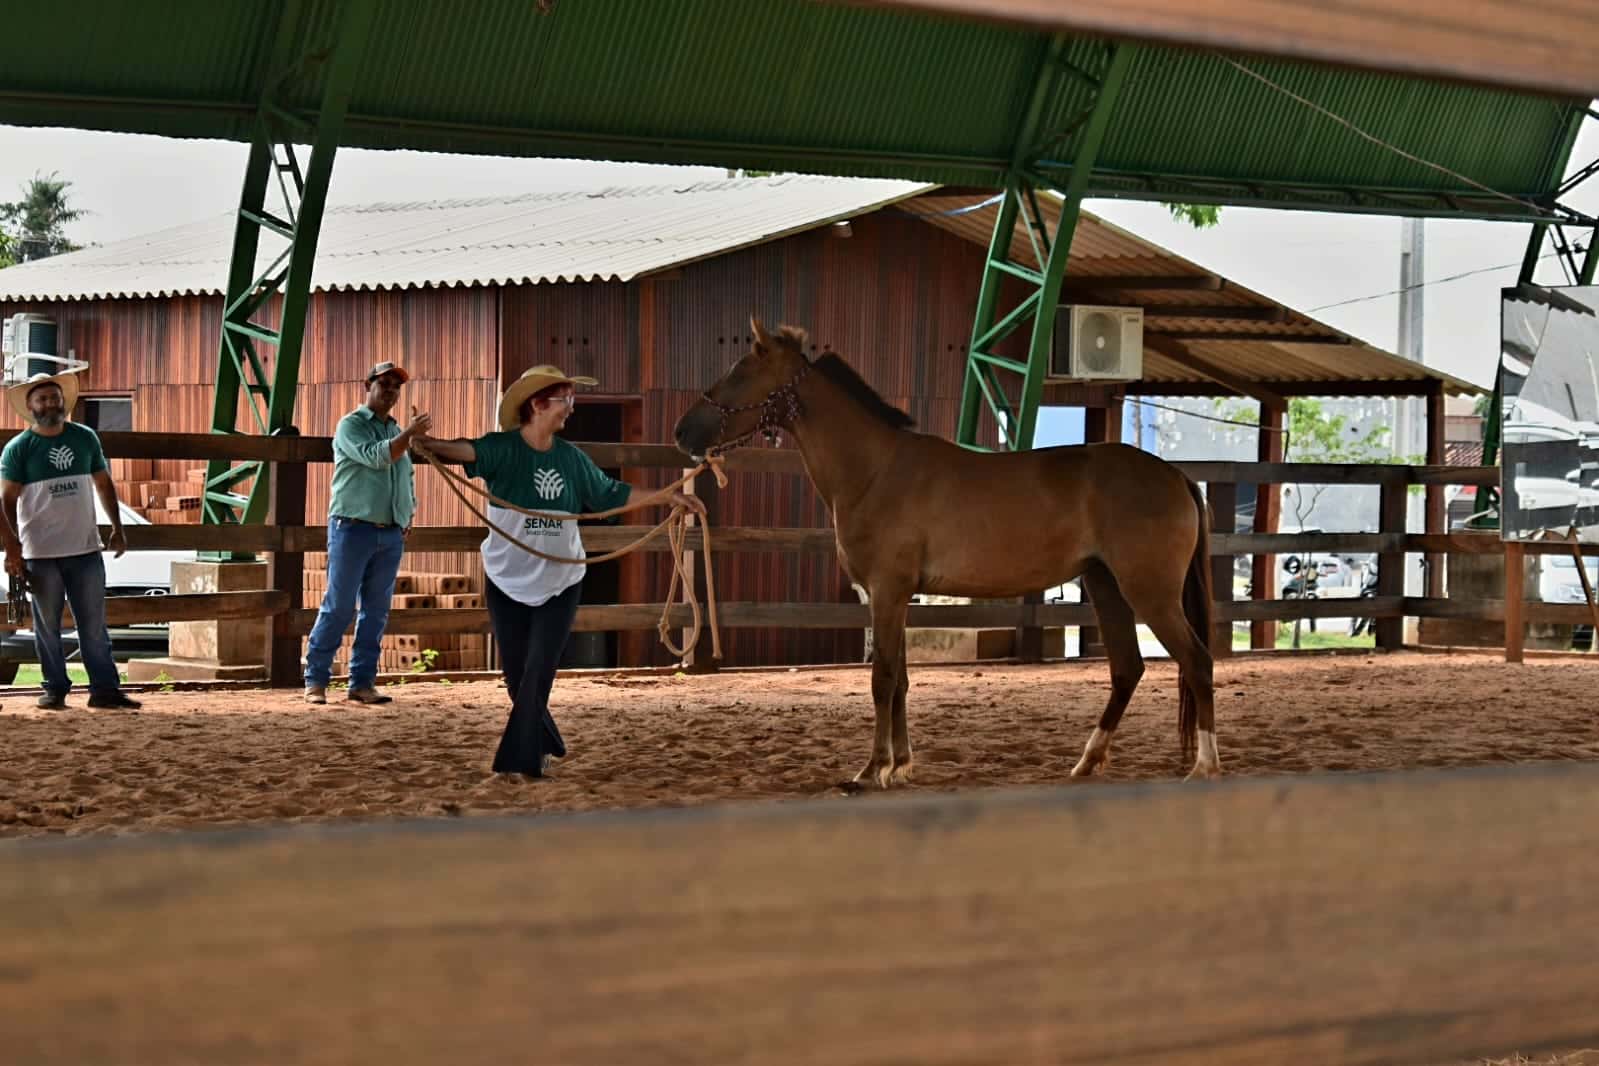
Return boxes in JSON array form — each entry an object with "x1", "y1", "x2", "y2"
[{"x1": 674, "y1": 316, "x2": 811, "y2": 458}]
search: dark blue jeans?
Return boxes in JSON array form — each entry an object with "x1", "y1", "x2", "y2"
[
  {"x1": 304, "y1": 517, "x2": 405, "y2": 689},
  {"x1": 27, "y1": 551, "x2": 120, "y2": 698},
  {"x1": 487, "y1": 578, "x2": 581, "y2": 776}
]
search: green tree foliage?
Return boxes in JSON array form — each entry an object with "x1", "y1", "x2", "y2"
[
  {"x1": 1164, "y1": 203, "x2": 1222, "y2": 229},
  {"x1": 0, "y1": 172, "x2": 85, "y2": 264}
]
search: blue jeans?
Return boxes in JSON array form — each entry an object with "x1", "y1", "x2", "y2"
[
  {"x1": 303, "y1": 517, "x2": 405, "y2": 689},
  {"x1": 27, "y1": 551, "x2": 121, "y2": 698}
]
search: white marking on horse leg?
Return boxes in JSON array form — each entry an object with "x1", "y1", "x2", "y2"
[
  {"x1": 1071, "y1": 726, "x2": 1114, "y2": 777},
  {"x1": 1186, "y1": 729, "x2": 1222, "y2": 780}
]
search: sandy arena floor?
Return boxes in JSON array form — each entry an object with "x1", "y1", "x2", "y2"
[{"x1": 2, "y1": 651, "x2": 1598, "y2": 838}]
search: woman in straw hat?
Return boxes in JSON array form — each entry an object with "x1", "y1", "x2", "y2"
[{"x1": 421, "y1": 365, "x2": 703, "y2": 778}]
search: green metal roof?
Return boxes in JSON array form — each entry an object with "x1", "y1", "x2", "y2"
[{"x1": 0, "y1": 0, "x2": 1587, "y2": 223}]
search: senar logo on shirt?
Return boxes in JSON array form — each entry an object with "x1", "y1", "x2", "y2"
[
  {"x1": 534, "y1": 468, "x2": 565, "y2": 500},
  {"x1": 48, "y1": 444, "x2": 75, "y2": 471}
]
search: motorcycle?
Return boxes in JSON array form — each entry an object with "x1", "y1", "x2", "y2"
[{"x1": 1348, "y1": 563, "x2": 1379, "y2": 637}]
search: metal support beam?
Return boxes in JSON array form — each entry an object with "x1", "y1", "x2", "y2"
[
  {"x1": 204, "y1": 0, "x2": 377, "y2": 544},
  {"x1": 958, "y1": 42, "x2": 1133, "y2": 451},
  {"x1": 1142, "y1": 335, "x2": 1286, "y2": 409}
]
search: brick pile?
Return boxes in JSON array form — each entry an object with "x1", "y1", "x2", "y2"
[
  {"x1": 108, "y1": 460, "x2": 205, "y2": 524},
  {"x1": 301, "y1": 569, "x2": 488, "y2": 675}
]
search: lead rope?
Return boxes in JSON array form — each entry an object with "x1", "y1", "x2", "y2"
[{"x1": 412, "y1": 441, "x2": 728, "y2": 662}]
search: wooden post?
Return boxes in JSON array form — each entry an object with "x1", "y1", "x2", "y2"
[
  {"x1": 682, "y1": 468, "x2": 720, "y2": 674},
  {"x1": 1250, "y1": 401, "x2": 1285, "y2": 649},
  {"x1": 265, "y1": 433, "x2": 307, "y2": 687},
  {"x1": 1013, "y1": 591, "x2": 1045, "y2": 662},
  {"x1": 1375, "y1": 478, "x2": 1407, "y2": 650},
  {"x1": 1425, "y1": 382, "x2": 1447, "y2": 597},
  {"x1": 1077, "y1": 399, "x2": 1124, "y2": 657},
  {"x1": 1505, "y1": 539, "x2": 1525, "y2": 663},
  {"x1": 1207, "y1": 481, "x2": 1237, "y2": 657}
]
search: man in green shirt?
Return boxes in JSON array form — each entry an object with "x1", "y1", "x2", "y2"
[
  {"x1": 303, "y1": 361, "x2": 430, "y2": 705},
  {"x1": 1, "y1": 371, "x2": 142, "y2": 710}
]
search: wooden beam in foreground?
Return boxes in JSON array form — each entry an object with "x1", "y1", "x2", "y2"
[
  {"x1": 847, "y1": 0, "x2": 1599, "y2": 100},
  {"x1": 4, "y1": 763, "x2": 1599, "y2": 1064}
]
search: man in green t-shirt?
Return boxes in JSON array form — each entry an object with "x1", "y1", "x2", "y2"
[{"x1": 1, "y1": 372, "x2": 142, "y2": 710}]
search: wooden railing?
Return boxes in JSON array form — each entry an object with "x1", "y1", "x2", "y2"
[
  {"x1": 2, "y1": 430, "x2": 1588, "y2": 681},
  {"x1": 6, "y1": 759, "x2": 1599, "y2": 1065}
]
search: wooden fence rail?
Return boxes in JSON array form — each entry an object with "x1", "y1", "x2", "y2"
[
  {"x1": 4, "y1": 761, "x2": 1599, "y2": 1065},
  {"x1": 0, "y1": 428, "x2": 1578, "y2": 678}
]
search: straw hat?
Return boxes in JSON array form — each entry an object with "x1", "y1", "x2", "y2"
[
  {"x1": 6, "y1": 371, "x2": 80, "y2": 424},
  {"x1": 498, "y1": 364, "x2": 598, "y2": 430}
]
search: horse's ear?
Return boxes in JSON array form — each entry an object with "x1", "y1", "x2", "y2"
[{"x1": 751, "y1": 315, "x2": 773, "y2": 354}]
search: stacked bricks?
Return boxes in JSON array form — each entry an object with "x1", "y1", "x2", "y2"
[
  {"x1": 110, "y1": 461, "x2": 205, "y2": 525},
  {"x1": 382, "y1": 571, "x2": 486, "y2": 673},
  {"x1": 301, "y1": 569, "x2": 488, "y2": 675}
]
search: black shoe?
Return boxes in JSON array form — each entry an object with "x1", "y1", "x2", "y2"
[
  {"x1": 36, "y1": 692, "x2": 66, "y2": 710},
  {"x1": 87, "y1": 692, "x2": 142, "y2": 710}
]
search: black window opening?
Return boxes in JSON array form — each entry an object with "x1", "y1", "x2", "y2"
[{"x1": 77, "y1": 396, "x2": 133, "y2": 433}]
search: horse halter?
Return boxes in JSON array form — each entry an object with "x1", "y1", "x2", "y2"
[{"x1": 702, "y1": 362, "x2": 808, "y2": 452}]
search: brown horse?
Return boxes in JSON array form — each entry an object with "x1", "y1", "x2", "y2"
[{"x1": 674, "y1": 318, "x2": 1221, "y2": 785}]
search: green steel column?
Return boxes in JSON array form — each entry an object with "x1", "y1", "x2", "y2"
[
  {"x1": 206, "y1": 136, "x2": 276, "y2": 481},
  {"x1": 264, "y1": 0, "x2": 376, "y2": 438},
  {"x1": 1013, "y1": 44, "x2": 1132, "y2": 450},
  {"x1": 957, "y1": 42, "x2": 1134, "y2": 451},
  {"x1": 204, "y1": 0, "x2": 377, "y2": 532},
  {"x1": 1581, "y1": 225, "x2": 1599, "y2": 285},
  {"x1": 957, "y1": 183, "x2": 1023, "y2": 448}
]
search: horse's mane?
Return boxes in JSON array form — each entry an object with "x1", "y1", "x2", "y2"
[{"x1": 809, "y1": 351, "x2": 916, "y2": 430}]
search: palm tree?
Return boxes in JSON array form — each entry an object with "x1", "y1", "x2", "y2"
[{"x1": 1, "y1": 172, "x2": 85, "y2": 263}]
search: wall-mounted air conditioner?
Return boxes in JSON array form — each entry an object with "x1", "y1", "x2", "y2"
[
  {"x1": 2, "y1": 313, "x2": 60, "y2": 381},
  {"x1": 1049, "y1": 304, "x2": 1143, "y2": 381}
]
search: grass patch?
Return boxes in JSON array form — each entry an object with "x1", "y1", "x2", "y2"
[
  {"x1": 6, "y1": 665, "x2": 124, "y2": 688},
  {"x1": 1229, "y1": 625, "x2": 1376, "y2": 651}
]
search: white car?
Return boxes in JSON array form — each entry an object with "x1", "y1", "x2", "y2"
[
  {"x1": 0, "y1": 497, "x2": 195, "y2": 682},
  {"x1": 1539, "y1": 554, "x2": 1599, "y2": 650}
]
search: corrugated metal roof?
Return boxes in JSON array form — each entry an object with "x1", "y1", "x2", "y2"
[
  {"x1": 901, "y1": 190, "x2": 1481, "y2": 395},
  {"x1": 0, "y1": 0, "x2": 1584, "y2": 223},
  {"x1": 0, "y1": 175, "x2": 930, "y2": 300},
  {"x1": 0, "y1": 175, "x2": 1476, "y2": 396}
]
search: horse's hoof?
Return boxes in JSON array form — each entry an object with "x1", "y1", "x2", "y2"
[
  {"x1": 1070, "y1": 754, "x2": 1106, "y2": 778},
  {"x1": 889, "y1": 759, "x2": 914, "y2": 785},
  {"x1": 1184, "y1": 761, "x2": 1223, "y2": 782},
  {"x1": 853, "y1": 762, "x2": 895, "y2": 789}
]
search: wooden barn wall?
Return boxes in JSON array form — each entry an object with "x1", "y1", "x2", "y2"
[
  {"x1": 0, "y1": 289, "x2": 499, "y2": 604},
  {"x1": 2, "y1": 208, "x2": 1000, "y2": 670},
  {"x1": 624, "y1": 208, "x2": 993, "y2": 668}
]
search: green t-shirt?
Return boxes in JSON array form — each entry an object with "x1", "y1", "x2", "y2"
[
  {"x1": 1, "y1": 422, "x2": 108, "y2": 559},
  {"x1": 464, "y1": 433, "x2": 631, "y2": 605}
]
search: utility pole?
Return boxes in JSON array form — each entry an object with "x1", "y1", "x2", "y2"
[
  {"x1": 1397, "y1": 217, "x2": 1426, "y2": 452},
  {"x1": 1397, "y1": 217, "x2": 1427, "y2": 606}
]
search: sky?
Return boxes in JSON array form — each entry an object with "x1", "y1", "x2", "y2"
[{"x1": 3, "y1": 117, "x2": 1598, "y2": 394}]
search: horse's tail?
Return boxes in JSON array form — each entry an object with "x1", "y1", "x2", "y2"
[{"x1": 1178, "y1": 477, "x2": 1213, "y2": 763}]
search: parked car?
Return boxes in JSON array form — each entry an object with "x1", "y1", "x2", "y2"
[
  {"x1": 0, "y1": 498, "x2": 194, "y2": 683},
  {"x1": 1538, "y1": 553, "x2": 1599, "y2": 650}
]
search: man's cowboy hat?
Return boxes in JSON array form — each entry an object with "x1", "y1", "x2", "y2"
[
  {"x1": 6, "y1": 371, "x2": 80, "y2": 425},
  {"x1": 498, "y1": 365, "x2": 598, "y2": 431}
]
